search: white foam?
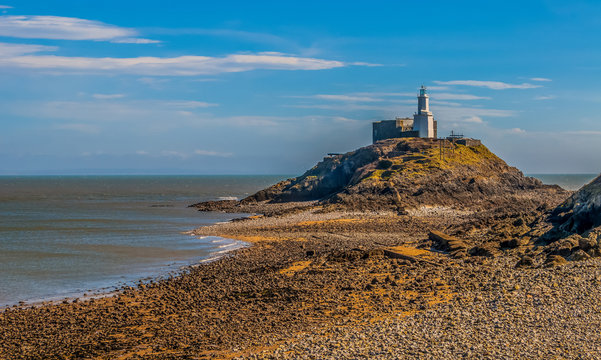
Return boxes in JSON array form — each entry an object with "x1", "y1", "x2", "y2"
[{"x1": 218, "y1": 196, "x2": 239, "y2": 201}]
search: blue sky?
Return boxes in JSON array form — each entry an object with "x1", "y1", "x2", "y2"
[{"x1": 0, "y1": 0, "x2": 600, "y2": 174}]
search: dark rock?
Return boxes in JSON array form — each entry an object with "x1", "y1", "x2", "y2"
[
  {"x1": 549, "y1": 174, "x2": 601, "y2": 234},
  {"x1": 469, "y1": 245, "x2": 497, "y2": 258},
  {"x1": 306, "y1": 250, "x2": 315, "y2": 257},
  {"x1": 544, "y1": 255, "x2": 568, "y2": 267},
  {"x1": 579, "y1": 237, "x2": 597, "y2": 251},
  {"x1": 363, "y1": 249, "x2": 385, "y2": 259},
  {"x1": 570, "y1": 249, "x2": 591, "y2": 262},
  {"x1": 500, "y1": 239, "x2": 520, "y2": 249},
  {"x1": 515, "y1": 255, "x2": 534, "y2": 268}
]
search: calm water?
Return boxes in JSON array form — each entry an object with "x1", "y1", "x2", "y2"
[
  {"x1": 0, "y1": 175, "x2": 287, "y2": 307},
  {"x1": 528, "y1": 174, "x2": 598, "y2": 191}
]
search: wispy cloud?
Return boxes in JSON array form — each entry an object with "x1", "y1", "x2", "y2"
[
  {"x1": 433, "y1": 80, "x2": 541, "y2": 90},
  {"x1": 295, "y1": 94, "x2": 385, "y2": 102},
  {"x1": 0, "y1": 5, "x2": 12, "y2": 9},
  {"x1": 431, "y1": 93, "x2": 491, "y2": 100},
  {"x1": 530, "y1": 77, "x2": 552, "y2": 82},
  {"x1": 92, "y1": 93, "x2": 125, "y2": 99},
  {"x1": 293, "y1": 91, "x2": 488, "y2": 103},
  {"x1": 462, "y1": 116, "x2": 484, "y2": 123},
  {"x1": 110, "y1": 38, "x2": 160, "y2": 44},
  {"x1": 0, "y1": 15, "x2": 158, "y2": 43},
  {"x1": 0, "y1": 45, "x2": 352, "y2": 75},
  {"x1": 534, "y1": 95, "x2": 557, "y2": 100},
  {"x1": 0, "y1": 42, "x2": 56, "y2": 56},
  {"x1": 194, "y1": 149, "x2": 233, "y2": 157},
  {"x1": 352, "y1": 92, "x2": 414, "y2": 97},
  {"x1": 166, "y1": 101, "x2": 218, "y2": 108}
]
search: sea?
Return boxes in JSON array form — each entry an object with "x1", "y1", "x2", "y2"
[
  {"x1": 0, "y1": 175, "x2": 287, "y2": 307},
  {"x1": 0, "y1": 173, "x2": 596, "y2": 307}
]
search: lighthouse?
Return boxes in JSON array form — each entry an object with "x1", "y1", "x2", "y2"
[
  {"x1": 413, "y1": 85, "x2": 435, "y2": 138},
  {"x1": 372, "y1": 85, "x2": 438, "y2": 143}
]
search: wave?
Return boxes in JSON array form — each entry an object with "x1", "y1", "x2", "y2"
[{"x1": 217, "y1": 196, "x2": 239, "y2": 201}]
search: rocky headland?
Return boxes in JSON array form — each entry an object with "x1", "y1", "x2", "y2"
[
  {"x1": 193, "y1": 138, "x2": 563, "y2": 213},
  {"x1": 3, "y1": 138, "x2": 601, "y2": 359}
]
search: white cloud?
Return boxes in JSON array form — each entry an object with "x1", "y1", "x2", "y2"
[
  {"x1": 508, "y1": 128, "x2": 526, "y2": 134},
  {"x1": 332, "y1": 116, "x2": 359, "y2": 123},
  {"x1": 194, "y1": 149, "x2": 233, "y2": 157},
  {"x1": 0, "y1": 5, "x2": 12, "y2": 9},
  {"x1": 110, "y1": 38, "x2": 161, "y2": 44},
  {"x1": 166, "y1": 101, "x2": 218, "y2": 108},
  {"x1": 530, "y1": 77, "x2": 552, "y2": 82},
  {"x1": 431, "y1": 93, "x2": 491, "y2": 100},
  {"x1": 313, "y1": 94, "x2": 383, "y2": 102},
  {"x1": 161, "y1": 150, "x2": 187, "y2": 158},
  {"x1": 0, "y1": 15, "x2": 158, "y2": 43},
  {"x1": 463, "y1": 116, "x2": 484, "y2": 123},
  {"x1": 293, "y1": 91, "x2": 488, "y2": 104},
  {"x1": 0, "y1": 45, "x2": 349, "y2": 75},
  {"x1": 353, "y1": 92, "x2": 414, "y2": 97},
  {"x1": 431, "y1": 105, "x2": 516, "y2": 122},
  {"x1": 534, "y1": 95, "x2": 557, "y2": 100},
  {"x1": 92, "y1": 93, "x2": 125, "y2": 99},
  {"x1": 0, "y1": 42, "x2": 55, "y2": 56},
  {"x1": 433, "y1": 80, "x2": 542, "y2": 90}
]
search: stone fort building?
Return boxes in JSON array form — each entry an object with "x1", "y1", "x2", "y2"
[{"x1": 372, "y1": 86, "x2": 437, "y2": 143}]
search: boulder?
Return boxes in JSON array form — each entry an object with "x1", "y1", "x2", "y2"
[
  {"x1": 578, "y1": 237, "x2": 597, "y2": 251},
  {"x1": 544, "y1": 255, "x2": 568, "y2": 267},
  {"x1": 570, "y1": 249, "x2": 591, "y2": 262},
  {"x1": 550, "y1": 174, "x2": 601, "y2": 234},
  {"x1": 515, "y1": 255, "x2": 534, "y2": 268}
]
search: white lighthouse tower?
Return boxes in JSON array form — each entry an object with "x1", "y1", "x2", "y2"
[{"x1": 413, "y1": 85, "x2": 435, "y2": 138}]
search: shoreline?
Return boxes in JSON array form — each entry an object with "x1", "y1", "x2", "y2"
[
  {"x1": 0, "y1": 229, "x2": 250, "y2": 312},
  {"x1": 4, "y1": 196, "x2": 601, "y2": 358}
]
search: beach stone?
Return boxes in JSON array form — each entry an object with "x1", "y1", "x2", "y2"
[
  {"x1": 500, "y1": 238, "x2": 519, "y2": 249},
  {"x1": 515, "y1": 256, "x2": 534, "y2": 268},
  {"x1": 578, "y1": 238, "x2": 596, "y2": 251},
  {"x1": 469, "y1": 245, "x2": 497, "y2": 258},
  {"x1": 570, "y1": 249, "x2": 590, "y2": 262},
  {"x1": 544, "y1": 255, "x2": 568, "y2": 267},
  {"x1": 363, "y1": 249, "x2": 385, "y2": 259}
]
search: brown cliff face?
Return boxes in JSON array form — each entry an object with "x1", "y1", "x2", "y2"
[{"x1": 241, "y1": 138, "x2": 562, "y2": 211}]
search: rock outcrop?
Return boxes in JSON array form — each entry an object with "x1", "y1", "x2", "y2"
[
  {"x1": 239, "y1": 138, "x2": 561, "y2": 211},
  {"x1": 549, "y1": 174, "x2": 601, "y2": 234}
]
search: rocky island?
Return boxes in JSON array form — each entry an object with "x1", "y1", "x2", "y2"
[{"x1": 3, "y1": 137, "x2": 601, "y2": 359}]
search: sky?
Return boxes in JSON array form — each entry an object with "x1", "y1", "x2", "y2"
[{"x1": 1, "y1": 0, "x2": 600, "y2": 175}]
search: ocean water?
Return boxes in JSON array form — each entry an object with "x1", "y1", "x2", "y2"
[
  {"x1": 528, "y1": 174, "x2": 598, "y2": 191},
  {"x1": 0, "y1": 175, "x2": 287, "y2": 307}
]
